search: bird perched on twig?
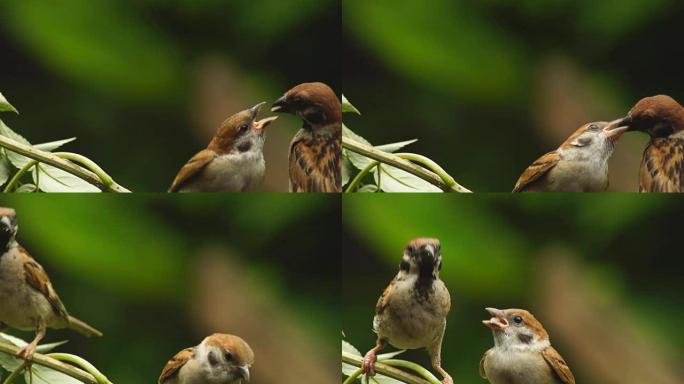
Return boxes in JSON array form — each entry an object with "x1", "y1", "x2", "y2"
[
  {"x1": 362, "y1": 238, "x2": 453, "y2": 384},
  {"x1": 480, "y1": 308, "x2": 575, "y2": 384},
  {"x1": 169, "y1": 102, "x2": 278, "y2": 192},
  {"x1": 619, "y1": 95, "x2": 684, "y2": 192},
  {"x1": 271, "y1": 82, "x2": 342, "y2": 192},
  {"x1": 159, "y1": 333, "x2": 254, "y2": 384},
  {"x1": 0, "y1": 207, "x2": 102, "y2": 362},
  {"x1": 513, "y1": 118, "x2": 629, "y2": 192}
]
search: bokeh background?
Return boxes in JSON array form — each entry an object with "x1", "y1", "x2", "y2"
[
  {"x1": 0, "y1": 0, "x2": 340, "y2": 191},
  {"x1": 0, "y1": 194, "x2": 339, "y2": 384},
  {"x1": 343, "y1": 195, "x2": 683, "y2": 384},
  {"x1": 343, "y1": 1, "x2": 684, "y2": 191}
]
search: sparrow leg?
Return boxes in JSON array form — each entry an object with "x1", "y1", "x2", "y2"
[
  {"x1": 427, "y1": 321, "x2": 453, "y2": 384},
  {"x1": 362, "y1": 337, "x2": 387, "y2": 376},
  {"x1": 16, "y1": 320, "x2": 46, "y2": 363}
]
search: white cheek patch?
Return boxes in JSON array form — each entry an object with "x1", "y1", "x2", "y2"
[{"x1": 1, "y1": 217, "x2": 10, "y2": 227}]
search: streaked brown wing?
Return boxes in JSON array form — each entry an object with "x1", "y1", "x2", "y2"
[
  {"x1": 289, "y1": 136, "x2": 341, "y2": 192},
  {"x1": 639, "y1": 140, "x2": 684, "y2": 192},
  {"x1": 542, "y1": 346, "x2": 575, "y2": 384},
  {"x1": 479, "y1": 349, "x2": 492, "y2": 379},
  {"x1": 375, "y1": 278, "x2": 397, "y2": 315},
  {"x1": 513, "y1": 151, "x2": 561, "y2": 192},
  {"x1": 20, "y1": 246, "x2": 68, "y2": 319},
  {"x1": 168, "y1": 149, "x2": 216, "y2": 192},
  {"x1": 158, "y1": 347, "x2": 195, "y2": 384}
]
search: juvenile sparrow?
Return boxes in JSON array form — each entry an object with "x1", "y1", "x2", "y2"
[
  {"x1": 362, "y1": 238, "x2": 453, "y2": 384},
  {"x1": 169, "y1": 102, "x2": 278, "y2": 192},
  {"x1": 480, "y1": 308, "x2": 575, "y2": 384},
  {"x1": 271, "y1": 82, "x2": 342, "y2": 192},
  {"x1": 620, "y1": 95, "x2": 684, "y2": 192},
  {"x1": 0, "y1": 207, "x2": 102, "y2": 362},
  {"x1": 513, "y1": 119, "x2": 629, "y2": 192},
  {"x1": 158, "y1": 333, "x2": 254, "y2": 384}
]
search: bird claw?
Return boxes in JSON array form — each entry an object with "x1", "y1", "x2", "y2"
[
  {"x1": 15, "y1": 344, "x2": 36, "y2": 364},
  {"x1": 442, "y1": 377, "x2": 454, "y2": 384},
  {"x1": 362, "y1": 352, "x2": 378, "y2": 376}
]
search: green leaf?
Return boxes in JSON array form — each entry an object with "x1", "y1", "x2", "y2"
[
  {"x1": 15, "y1": 183, "x2": 38, "y2": 193},
  {"x1": 34, "y1": 137, "x2": 77, "y2": 152},
  {"x1": 343, "y1": 125, "x2": 376, "y2": 171},
  {"x1": 342, "y1": 95, "x2": 361, "y2": 114},
  {"x1": 0, "y1": 332, "x2": 28, "y2": 347},
  {"x1": 0, "y1": 119, "x2": 33, "y2": 168},
  {"x1": 375, "y1": 139, "x2": 417, "y2": 153},
  {"x1": 342, "y1": 156, "x2": 351, "y2": 186},
  {"x1": 357, "y1": 184, "x2": 379, "y2": 193},
  {"x1": 375, "y1": 164, "x2": 441, "y2": 192},
  {"x1": 27, "y1": 365, "x2": 82, "y2": 384},
  {"x1": 0, "y1": 151, "x2": 11, "y2": 186},
  {"x1": 36, "y1": 340, "x2": 69, "y2": 353},
  {"x1": 0, "y1": 92, "x2": 18, "y2": 114},
  {"x1": 33, "y1": 164, "x2": 100, "y2": 192}
]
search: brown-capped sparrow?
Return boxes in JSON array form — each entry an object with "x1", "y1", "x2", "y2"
[
  {"x1": 362, "y1": 238, "x2": 453, "y2": 384},
  {"x1": 618, "y1": 94, "x2": 684, "y2": 192},
  {"x1": 480, "y1": 308, "x2": 575, "y2": 384},
  {"x1": 271, "y1": 82, "x2": 342, "y2": 192},
  {"x1": 169, "y1": 102, "x2": 278, "y2": 192},
  {"x1": 0, "y1": 207, "x2": 102, "y2": 362},
  {"x1": 159, "y1": 333, "x2": 254, "y2": 384},
  {"x1": 513, "y1": 118, "x2": 629, "y2": 192}
]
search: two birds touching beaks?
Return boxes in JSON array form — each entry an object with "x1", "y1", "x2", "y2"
[
  {"x1": 362, "y1": 238, "x2": 576, "y2": 384},
  {"x1": 169, "y1": 82, "x2": 342, "y2": 193},
  {"x1": 515, "y1": 94, "x2": 684, "y2": 192}
]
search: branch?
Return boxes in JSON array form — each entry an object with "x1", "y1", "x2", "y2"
[
  {"x1": 0, "y1": 342, "x2": 98, "y2": 384},
  {"x1": 342, "y1": 137, "x2": 471, "y2": 193},
  {"x1": 342, "y1": 351, "x2": 435, "y2": 384},
  {"x1": 0, "y1": 135, "x2": 130, "y2": 192}
]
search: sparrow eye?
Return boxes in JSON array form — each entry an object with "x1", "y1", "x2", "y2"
[
  {"x1": 208, "y1": 351, "x2": 219, "y2": 366},
  {"x1": 224, "y1": 351, "x2": 233, "y2": 362},
  {"x1": 513, "y1": 316, "x2": 523, "y2": 324},
  {"x1": 238, "y1": 124, "x2": 249, "y2": 134},
  {"x1": 588, "y1": 124, "x2": 600, "y2": 131}
]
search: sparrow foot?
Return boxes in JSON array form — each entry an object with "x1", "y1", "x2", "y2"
[
  {"x1": 442, "y1": 376, "x2": 454, "y2": 384},
  {"x1": 15, "y1": 342, "x2": 37, "y2": 363},
  {"x1": 362, "y1": 350, "x2": 378, "y2": 376}
]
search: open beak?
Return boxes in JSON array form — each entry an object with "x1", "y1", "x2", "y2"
[
  {"x1": 603, "y1": 116, "x2": 631, "y2": 142},
  {"x1": 482, "y1": 307, "x2": 508, "y2": 331},
  {"x1": 271, "y1": 94, "x2": 289, "y2": 113},
  {"x1": 237, "y1": 365, "x2": 250, "y2": 382},
  {"x1": 253, "y1": 116, "x2": 278, "y2": 132},
  {"x1": 249, "y1": 102, "x2": 267, "y2": 119}
]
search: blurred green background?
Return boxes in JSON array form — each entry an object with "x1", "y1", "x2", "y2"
[
  {"x1": 0, "y1": 0, "x2": 340, "y2": 191},
  {"x1": 343, "y1": 195, "x2": 683, "y2": 384},
  {"x1": 343, "y1": 0, "x2": 684, "y2": 191},
  {"x1": 0, "y1": 194, "x2": 339, "y2": 384}
]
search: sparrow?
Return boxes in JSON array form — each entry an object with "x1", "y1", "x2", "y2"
[
  {"x1": 619, "y1": 95, "x2": 684, "y2": 192},
  {"x1": 0, "y1": 207, "x2": 102, "y2": 362},
  {"x1": 169, "y1": 102, "x2": 278, "y2": 192},
  {"x1": 158, "y1": 333, "x2": 254, "y2": 384},
  {"x1": 271, "y1": 82, "x2": 342, "y2": 192},
  {"x1": 513, "y1": 119, "x2": 629, "y2": 192},
  {"x1": 362, "y1": 238, "x2": 453, "y2": 384},
  {"x1": 480, "y1": 308, "x2": 575, "y2": 384}
]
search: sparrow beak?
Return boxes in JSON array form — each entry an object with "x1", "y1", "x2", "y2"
[
  {"x1": 237, "y1": 365, "x2": 250, "y2": 382},
  {"x1": 603, "y1": 116, "x2": 631, "y2": 142},
  {"x1": 253, "y1": 116, "x2": 278, "y2": 132},
  {"x1": 483, "y1": 307, "x2": 508, "y2": 331},
  {"x1": 271, "y1": 94, "x2": 290, "y2": 113},
  {"x1": 249, "y1": 102, "x2": 267, "y2": 119}
]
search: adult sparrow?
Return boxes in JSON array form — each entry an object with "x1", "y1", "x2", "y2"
[
  {"x1": 513, "y1": 119, "x2": 629, "y2": 192},
  {"x1": 362, "y1": 238, "x2": 453, "y2": 384},
  {"x1": 169, "y1": 102, "x2": 278, "y2": 192},
  {"x1": 0, "y1": 207, "x2": 102, "y2": 362},
  {"x1": 158, "y1": 333, "x2": 254, "y2": 384},
  {"x1": 480, "y1": 308, "x2": 575, "y2": 384},
  {"x1": 271, "y1": 82, "x2": 342, "y2": 192},
  {"x1": 620, "y1": 95, "x2": 684, "y2": 192}
]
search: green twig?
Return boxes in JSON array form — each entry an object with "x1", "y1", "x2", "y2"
[
  {"x1": 382, "y1": 359, "x2": 442, "y2": 384},
  {"x1": 345, "y1": 160, "x2": 379, "y2": 192},
  {"x1": 3, "y1": 160, "x2": 37, "y2": 192},
  {"x1": 48, "y1": 353, "x2": 113, "y2": 384},
  {"x1": 342, "y1": 351, "x2": 432, "y2": 384},
  {"x1": 342, "y1": 367, "x2": 364, "y2": 384},
  {"x1": 1, "y1": 364, "x2": 25, "y2": 384},
  {"x1": 0, "y1": 342, "x2": 98, "y2": 384}
]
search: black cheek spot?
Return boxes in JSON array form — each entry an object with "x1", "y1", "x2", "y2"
[
  {"x1": 208, "y1": 351, "x2": 218, "y2": 366},
  {"x1": 400, "y1": 260, "x2": 410, "y2": 271},
  {"x1": 305, "y1": 110, "x2": 327, "y2": 125},
  {"x1": 518, "y1": 334, "x2": 533, "y2": 344},
  {"x1": 238, "y1": 142, "x2": 252, "y2": 152}
]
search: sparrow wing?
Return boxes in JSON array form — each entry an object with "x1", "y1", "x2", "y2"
[
  {"x1": 158, "y1": 347, "x2": 195, "y2": 384},
  {"x1": 375, "y1": 278, "x2": 397, "y2": 315},
  {"x1": 513, "y1": 151, "x2": 561, "y2": 192},
  {"x1": 639, "y1": 139, "x2": 684, "y2": 192},
  {"x1": 479, "y1": 348, "x2": 492, "y2": 379},
  {"x1": 20, "y1": 246, "x2": 69, "y2": 319},
  {"x1": 289, "y1": 131, "x2": 341, "y2": 192},
  {"x1": 168, "y1": 149, "x2": 216, "y2": 192},
  {"x1": 542, "y1": 346, "x2": 575, "y2": 384}
]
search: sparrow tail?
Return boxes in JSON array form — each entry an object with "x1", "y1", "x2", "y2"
[{"x1": 67, "y1": 315, "x2": 103, "y2": 337}]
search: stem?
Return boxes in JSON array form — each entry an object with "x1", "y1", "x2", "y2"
[
  {"x1": 382, "y1": 359, "x2": 442, "y2": 384},
  {"x1": 0, "y1": 342, "x2": 98, "y2": 384},
  {"x1": 342, "y1": 367, "x2": 364, "y2": 384},
  {"x1": 48, "y1": 353, "x2": 113, "y2": 384},
  {"x1": 0, "y1": 135, "x2": 130, "y2": 192},
  {"x1": 342, "y1": 137, "x2": 470, "y2": 192},
  {"x1": 1, "y1": 365, "x2": 25, "y2": 384},
  {"x1": 3, "y1": 160, "x2": 36, "y2": 192},
  {"x1": 342, "y1": 351, "x2": 432, "y2": 384},
  {"x1": 345, "y1": 160, "x2": 379, "y2": 193},
  {"x1": 53, "y1": 152, "x2": 114, "y2": 186}
]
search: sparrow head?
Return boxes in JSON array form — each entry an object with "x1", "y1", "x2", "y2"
[
  {"x1": 209, "y1": 102, "x2": 278, "y2": 154},
  {"x1": 0, "y1": 207, "x2": 17, "y2": 250},
  {"x1": 271, "y1": 82, "x2": 341, "y2": 129},
  {"x1": 400, "y1": 238, "x2": 442, "y2": 279},
  {"x1": 482, "y1": 308, "x2": 550, "y2": 351},
  {"x1": 199, "y1": 333, "x2": 254, "y2": 383},
  {"x1": 623, "y1": 95, "x2": 684, "y2": 138},
  {"x1": 558, "y1": 119, "x2": 628, "y2": 162}
]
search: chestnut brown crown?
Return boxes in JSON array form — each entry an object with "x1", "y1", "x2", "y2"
[
  {"x1": 208, "y1": 102, "x2": 276, "y2": 152},
  {"x1": 271, "y1": 82, "x2": 341, "y2": 127},
  {"x1": 204, "y1": 333, "x2": 255, "y2": 366},
  {"x1": 627, "y1": 95, "x2": 684, "y2": 137}
]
